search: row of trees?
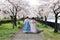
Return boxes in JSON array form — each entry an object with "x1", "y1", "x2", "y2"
[
  {"x1": 2, "y1": 0, "x2": 30, "y2": 29},
  {"x1": 7, "y1": 0, "x2": 60, "y2": 32},
  {"x1": 0, "y1": 0, "x2": 30, "y2": 29},
  {"x1": 8, "y1": 0, "x2": 22, "y2": 29},
  {"x1": 0, "y1": 0, "x2": 60, "y2": 33},
  {"x1": 38, "y1": 1, "x2": 60, "y2": 33},
  {"x1": 52, "y1": 1, "x2": 60, "y2": 32}
]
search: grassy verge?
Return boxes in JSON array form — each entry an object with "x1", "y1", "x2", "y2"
[
  {"x1": 17, "y1": 21, "x2": 24, "y2": 28},
  {"x1": 0, "y1": 21, "x2": 24, "y2": 40},
  {"x1": 36, "y1": 22, "x2": 60, "y2": 40},
  {"x1": 0, "y1": 21, "x2": 60, "y2": 40},
  {"x1": 0, "y1": 23, "x2": 18, "y2": 40}
]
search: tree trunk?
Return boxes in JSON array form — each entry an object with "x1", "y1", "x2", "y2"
[
  {"x1": 10, "y1": 16, "x2": 15, "y2": 29},
  {"x1": 54, "y1": 14, "x2": 58, "y2": 33},
  {"x1": 14, "y1": 15, "x2": 17, "y2": 26},
  {"x1": 45, "y1": 16, "x2": 47, "y2": 27}
]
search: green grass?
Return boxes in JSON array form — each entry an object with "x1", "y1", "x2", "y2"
[
  {"x1": 36, "y1": 22, "x2": 60, "y2": 40},
  {"x1": 0, "y1": 23, "x2": 18, "y2": 40},
  {"x1": 0, "y1": 21, "x2": 60, "y2": 40},
  {"x1": 17, "y1": 21, "x2": 24, "y2": 28},
  {"x1": 0, "y1": 21, "x2": 24, "y2": 40}
]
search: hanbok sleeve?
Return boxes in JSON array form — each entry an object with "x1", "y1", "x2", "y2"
[
  {"x1": 24, "y1": 19, "x2": 26, "y2": 24},
  {"x1": 32, "y1": 20, "x2": 36, "y2": 24},
  {"x1": 28, "y1": 19, "x2": 30, "y2": 24}
]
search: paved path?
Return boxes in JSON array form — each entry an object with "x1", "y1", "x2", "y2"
[{"x1": 10, "y1": 29, "x2": 46, "y2": 40}]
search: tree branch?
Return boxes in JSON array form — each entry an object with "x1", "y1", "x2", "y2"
[
  {"x1": 10, "y1": 9, "x2": 13, "y2": 13},
  {"x1": 53, "y1": 9, "x2": 56, "y2": 14},
  {"x1": 58, "y1": 15, "x2": 60, "y2": 18},
  {"x1": 7, "y1": 0, "x2": 16, "y2": 8},
  {"x1": 10, "y1": 8, "x2": 14, "y2": 15},
  {"x1": 16, "y1": 6, "x2": 22, "y2": 12},
  {"x1": 17, "y1": 8, "x2": 21, "y2": 12},
  {"x1": 55, "y1": 6, "x2": 60, "y2": 11},
  {"x1": 57, "y1": 12, "x2": 60, "y2": 14}
]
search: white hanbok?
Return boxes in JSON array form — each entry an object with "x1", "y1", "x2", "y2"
[{"x1": 30, "y1": 20, "x2": 38, "y2": 33}]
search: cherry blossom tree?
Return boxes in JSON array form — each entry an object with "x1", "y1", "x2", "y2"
[{"x1": 51, "y1": 1, "x2": 60, "y2": 32}]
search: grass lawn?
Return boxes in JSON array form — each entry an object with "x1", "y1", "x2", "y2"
[
  {"x1": 0, "y1": 21, "x2": 23, "y2": 40},
  {"x1": 36, "y1": 22, "x2": 60, "y2": 40},
  {"x1": 0, "y1": 21, "x2": 60, "y2": 40},
  {"x1": 0, "y1": 23, "x2": 18, "y2": 40}
]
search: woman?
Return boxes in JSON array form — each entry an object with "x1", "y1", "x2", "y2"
[
  {"x1": 30, "y1": 17, "x2": 39, "y2": 33},
  {"x1": 23, "y1": 17, "x2": 31, "y2": 33}
]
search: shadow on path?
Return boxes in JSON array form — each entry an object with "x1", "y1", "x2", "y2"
[
  {"x1": 24, "y1": 30, "x2": 44, "y2": 34},
  {"x1": 9, "y1": 29, "x2": 45, "y2": 40}
]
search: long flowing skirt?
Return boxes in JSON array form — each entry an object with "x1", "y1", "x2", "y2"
[
  {"x1": 23, "y1": 22, "x2": 31, "y2": 32},
  {"x1": 30, "y1": 24, "x2": 38, "y2": 33}
]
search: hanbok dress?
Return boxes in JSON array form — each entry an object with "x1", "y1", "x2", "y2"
[
  {"x1": 30, "y1": 20, "x2": 38, "y2": 33},
  {"x1": 23, "y1": 19, "x2": 31, "y2": 32}
]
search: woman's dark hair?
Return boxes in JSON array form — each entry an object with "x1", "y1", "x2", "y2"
[
  {"x1": 32, "y1": 17, "x2": 35, "y2": 19},
  {"x1": 26, "y1": 16, "x2": 29, "y2": 19}
]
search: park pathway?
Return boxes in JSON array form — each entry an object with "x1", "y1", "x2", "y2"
[{"x1": 10, "y1": 29, "x2": 46, "y2": 40}]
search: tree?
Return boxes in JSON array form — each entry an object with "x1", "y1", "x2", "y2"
[
  {"x1": 52, "y1": 1, "x2": 60, "y2": 33},
  {"x1": 38, "y1": 6, "x2": 49, "y2": 25},
  {"x1": 7, "y1": 0, "x2": 22, "y2": 28},
  {"x1": 7, "y1": 0, "x2": 31, "y2": 29},
  {"x1": 38, "y1": 7, "x2": 43, "y2": 20}
]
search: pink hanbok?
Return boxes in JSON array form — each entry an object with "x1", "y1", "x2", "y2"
[{"x1": 30, "y1": 20, "x2": 38, "y2": 33}]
